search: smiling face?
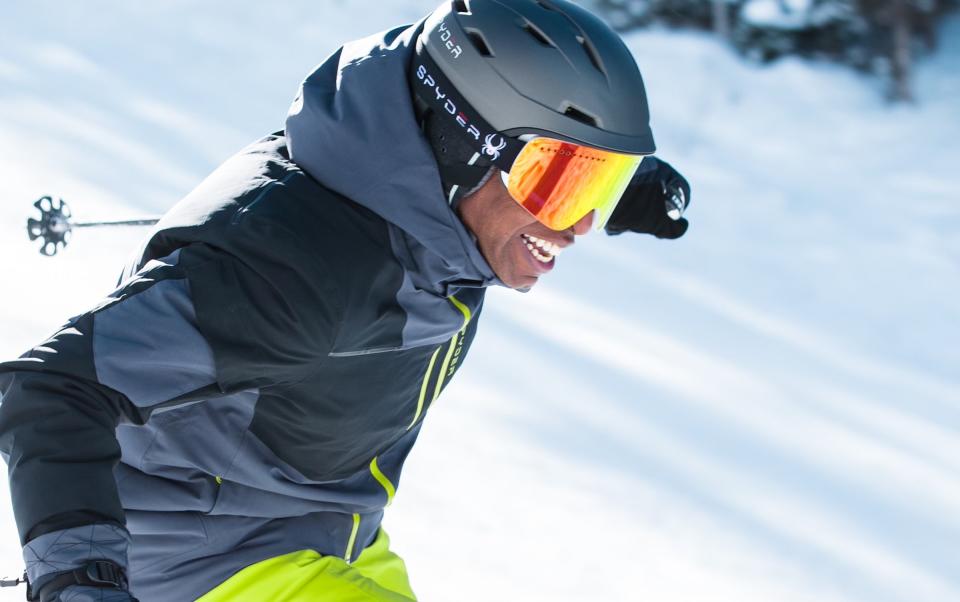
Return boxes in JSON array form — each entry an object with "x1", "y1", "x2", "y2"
[{"x1": 457, "y1": 169, "x2": 594, "y2": 290}]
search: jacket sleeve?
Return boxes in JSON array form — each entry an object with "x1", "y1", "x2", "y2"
[{"x1": 0, "y1": 223, "x2": 342, "y2": 584}]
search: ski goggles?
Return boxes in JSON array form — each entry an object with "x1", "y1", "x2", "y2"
[
  {"x1": 410, "y1": 49, "x2": 646, "y2": 231},
  {"x1": 499, "y1": 137, "x2": 645, "y2": 231}
]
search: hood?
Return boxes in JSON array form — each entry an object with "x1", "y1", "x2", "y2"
[{"x1": 285, "y1": 22, "x2": 500, "y2": 293}]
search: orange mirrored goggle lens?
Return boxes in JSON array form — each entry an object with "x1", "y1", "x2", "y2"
[{"x1": 502, "y1": 138, "x2": 645, "y2": 231}]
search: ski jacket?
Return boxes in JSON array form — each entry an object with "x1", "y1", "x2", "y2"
[{"x1": 0, "y1": 22, "x2": 495, "y2": 601}]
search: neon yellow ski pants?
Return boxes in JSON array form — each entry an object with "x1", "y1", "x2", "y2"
[{"x1": 196, "y1": 530, "x2": 417, "y2": 602}]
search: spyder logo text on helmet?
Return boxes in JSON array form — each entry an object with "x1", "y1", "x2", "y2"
[
  {"x1": 438, "y1": 21, "x2": 463, "y2": 59},
  {"x1": 416, "y1": 64, "x2": 481, "y2": 141}
]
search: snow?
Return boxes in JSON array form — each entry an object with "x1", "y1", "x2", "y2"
[
  {"x1": 1, "y1": 3, "x2": 958, "y2": 601},
  {"x1": 742, "y1": 0, "x2": 813, "y2": 30}
]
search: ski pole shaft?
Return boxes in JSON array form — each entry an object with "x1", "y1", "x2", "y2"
[{"x1": 72, "y1": 218, "x2": 161, "y2": 228}]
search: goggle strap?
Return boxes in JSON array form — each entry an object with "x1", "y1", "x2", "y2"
[
  {"x1": 437, "y1": 161, "x2": 492, "y2": 187},
  {"x1": 410, "y1": 48, "x2": 523, "y2": 172}
]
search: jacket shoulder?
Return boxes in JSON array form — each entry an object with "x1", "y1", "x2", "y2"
[
  {"x1": 132, "y1": 134, "x2": 407, "y2": 365},
  {"x1": 135, "y1": 133, "x2": 391, "y2": 273}
]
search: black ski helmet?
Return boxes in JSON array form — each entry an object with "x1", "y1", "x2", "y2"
[{"x1": 411, "y1": 0, "x2": 656, "y2": 203}]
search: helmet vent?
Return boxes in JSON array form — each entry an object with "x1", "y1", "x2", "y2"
[
  {"x1": 576, "y1": 35, "x2": 606, "y2": 76},
  {"x1": 534, "y1": 0, "x2": 559, "y2": 12},
  {"x1": 466, "y1": 29, "x2": 494, "y2": 57},
  {"x1": 563, "y1": 105, "x2": 598, "y2": 127},
  {"x1": 522, "y1": 22, "x2": 556, "y2": 48},
  {"x1": 452, "y1": 0, "x2": 470, "y2": 14}
]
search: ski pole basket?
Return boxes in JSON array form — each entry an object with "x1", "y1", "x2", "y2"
[{"x1": 25, "y1": 196, "x2": 161, "y2": 257}]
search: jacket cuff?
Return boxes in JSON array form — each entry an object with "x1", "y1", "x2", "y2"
[{"x1": 23, "y1": 523, "x2": 130, "y2": 586}]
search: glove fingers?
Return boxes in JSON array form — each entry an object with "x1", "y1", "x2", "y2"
[{"x1": 656, "y1": 218, "x2": 689, "y2": 240}]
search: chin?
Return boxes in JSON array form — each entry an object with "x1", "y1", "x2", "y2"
[{"x1": 505, "y1": 275, "x2": 538, "y2": 291}]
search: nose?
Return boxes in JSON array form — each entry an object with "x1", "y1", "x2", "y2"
[{"x1": 570, "y1": 210, "x2": 595, "y2": 236}]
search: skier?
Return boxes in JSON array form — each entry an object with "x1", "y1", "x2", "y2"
[{"x1": 0, "y1": 1, "x2": 690, "y2": 600}]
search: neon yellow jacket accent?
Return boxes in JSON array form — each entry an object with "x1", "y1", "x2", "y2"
[{"x1": 197, "y1": 530, "x2": 416, "y2": 602}]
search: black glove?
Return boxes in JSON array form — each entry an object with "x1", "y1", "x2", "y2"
[{"x1": 605, "y1": 158, "x2": 690, "y2": 239}]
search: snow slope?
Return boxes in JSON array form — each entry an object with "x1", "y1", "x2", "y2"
[{"x1": 1, "y1": 3, "x2": 957, "y2": 601}]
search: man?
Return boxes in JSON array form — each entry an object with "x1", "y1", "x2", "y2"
[{"x1": 0, "y1": 1, "x2": 690, "y2": 600}]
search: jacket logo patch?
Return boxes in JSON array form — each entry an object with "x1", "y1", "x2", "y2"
[{"x1": 447, "y1": 331, "x2": 466, "y2": 378}]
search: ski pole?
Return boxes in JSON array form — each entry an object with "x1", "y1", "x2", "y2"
[{"x1": 26, "y1": 196, "x2": 161, "y2": 257}]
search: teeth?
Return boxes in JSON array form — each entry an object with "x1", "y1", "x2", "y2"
[
  {"x1": 531, "y1": 247, "x2": 551, "y2": 263},
  {"x1": 523, "y1": 234, "x2": 562, "y2": 257},
  {"x1": 522, "y1": 234, "x2": 557, "y2": 263}
]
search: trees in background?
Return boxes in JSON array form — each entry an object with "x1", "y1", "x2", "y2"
[{"x1": 586, "y1": 0, "x2": 958, "y2": 101}]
